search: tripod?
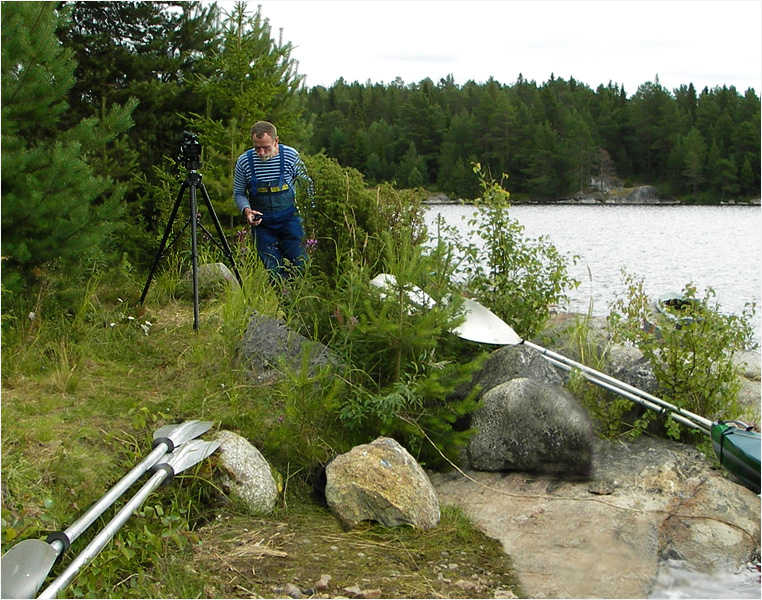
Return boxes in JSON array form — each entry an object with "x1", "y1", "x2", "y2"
[{"x1": 140, "y1": 168, "x2": 243, "y2": 330}]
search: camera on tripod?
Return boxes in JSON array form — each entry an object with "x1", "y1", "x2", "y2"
[
  {"x1": 179, "y1": 131, "x2": 202, "y2": 170},
  {"x1": 142, "y1": 129, "x2": 242, "y2": 330}
]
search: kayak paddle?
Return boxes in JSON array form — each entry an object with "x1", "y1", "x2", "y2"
[
  {"x1": 0, "y1": 420, "x2": 212, "y2": 600},
  {"x1": 370, "y1": 274, "x2": 760, "y2": 492},
  {"x1": 454, "y1": 295, "x2": 761, "y2": 493},
  {"x1": 37, "y1": 439, "x2": 220, "y2": 599}
]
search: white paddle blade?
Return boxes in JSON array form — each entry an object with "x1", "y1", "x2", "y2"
[
  {"x1": 1, "y1": 539, "x2": 59, "y2": 599},
  {"x1": 165, "y1": 440, "x2": 220, "y2": 474},
  {"x1": 453, "y1": 298, "x2": 523, "y2": 346},
  {"x1": 369, "y1": 273, "x2": 436, "y2": 310},
  {"x1": 153, "y1": 420, "x2": 213, "y2": 448}
]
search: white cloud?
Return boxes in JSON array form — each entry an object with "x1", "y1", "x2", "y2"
[{"x1": 215, "y1": 0, "x2": 761, "y2": 94}]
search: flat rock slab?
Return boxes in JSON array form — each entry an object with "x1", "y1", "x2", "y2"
[{"x1": 430, "y1": 436, "x2": 760, "y2": 599}]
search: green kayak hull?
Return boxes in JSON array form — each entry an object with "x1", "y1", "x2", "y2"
[{"x1": 711, "y1": 422, "x2": 761, "y2": 494}]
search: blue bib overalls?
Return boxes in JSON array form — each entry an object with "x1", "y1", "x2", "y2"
[{"x1": 246, "y1": 149, "x2": 307, "y2": 277}]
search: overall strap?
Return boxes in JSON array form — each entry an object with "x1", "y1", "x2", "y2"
[
  {"x1": 278, "y1": 146, "x2": 286, "y2": 187},
  {"x1": 246, "y1": 149, "x2": 258, "y2": 194}
]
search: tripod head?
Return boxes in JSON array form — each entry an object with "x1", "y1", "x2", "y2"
[{"x1": 179, "y1": 131, "x2": 202, "y2": 171}]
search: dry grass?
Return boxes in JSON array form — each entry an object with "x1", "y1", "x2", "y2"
[{"x1": 186, "y1": 506, "x2": 522, "y2": 599}]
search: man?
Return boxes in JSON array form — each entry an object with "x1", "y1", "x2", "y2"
[{"x1": 233, "y1": 121, "x2": 314, "y2": 278}]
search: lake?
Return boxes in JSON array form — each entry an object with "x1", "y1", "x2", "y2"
[{"x1": 424, "y1": 203, "x2": 761, "y2": 344}]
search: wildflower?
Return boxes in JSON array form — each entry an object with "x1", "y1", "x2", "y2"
[
  {"x1": 306, "y1": 238, "x2": 318, "y2": 253},
  {"x1": 28, "y1": 312, "x2": 36, "y2": 321}
]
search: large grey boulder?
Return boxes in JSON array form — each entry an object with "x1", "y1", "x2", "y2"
[
  {"x1": 325, "y1": 437, "x2": 440, "y2": 530},
  {"x1": 470, "y1": 344, "x2": 563, "y2": 397},
  {"x1": 467, "y1": 377, "x2": 594, "y2": 476},
  {"x1": 214, "y1": 430, "x2": 278, "y2": 515},
  {"x1": 238, "y1": 311, "x2": 337, "y2": 383}
]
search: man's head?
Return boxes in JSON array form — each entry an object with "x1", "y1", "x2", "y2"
[{"x1": 251, "y1": 121, "x2": 279, "y2": 161}]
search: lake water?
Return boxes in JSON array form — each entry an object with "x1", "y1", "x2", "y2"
[{"x1": 424, "y1": 203, "x2": 761, "y2": 344}]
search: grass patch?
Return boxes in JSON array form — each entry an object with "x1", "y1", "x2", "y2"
[{"x1": 1, "y1": 290, "x2": 522, "y2": 598}]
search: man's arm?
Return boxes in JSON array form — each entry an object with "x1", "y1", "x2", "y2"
[
  {"x1": 233, "y1": 156, "x2": 251, "y2": 213},
  {"x1": 233, "y1": 154, "x2": 262, "y2": 224}
]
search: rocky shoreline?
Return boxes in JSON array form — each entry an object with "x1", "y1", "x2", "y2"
[
  {"x1": 222, "y1": 304, "x2": 760, "y2": 599},
  {"x1": 431, "y1": 434, "x2": 760, "y2": 598},
  {"x1": 426, "y1": 185, "x2": 762, "y2": 206}
]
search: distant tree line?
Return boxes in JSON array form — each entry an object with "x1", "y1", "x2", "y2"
[
  {"x1": 304, "y1": 75, "x2": 761, "y2": 202},
  {"x1": 2, "y1": 0, "x2": 760, "y2": 297}
]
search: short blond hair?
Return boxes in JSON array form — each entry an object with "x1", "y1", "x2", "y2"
[{"x1": 251, "y1": 121, "x2": 277, "y2": 139}]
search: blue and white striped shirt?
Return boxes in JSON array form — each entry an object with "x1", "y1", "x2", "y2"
[{"x1": 233, "y1": 144, "x2": 314, "y2": 214}]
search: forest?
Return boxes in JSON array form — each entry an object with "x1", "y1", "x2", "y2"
[{"x1": 2, "y1": 0, "x2": 761, "y2": 294}]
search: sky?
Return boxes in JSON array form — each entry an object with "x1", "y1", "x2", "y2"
[{"x1": 214, "y1": 0, "x2": 762, "y2": 96}]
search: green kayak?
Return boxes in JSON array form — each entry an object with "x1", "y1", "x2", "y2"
[{"x1": 711, "y1": 421, "x2": 761, "y2": 494}]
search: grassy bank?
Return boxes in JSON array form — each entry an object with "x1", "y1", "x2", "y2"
[{"x1": 1, "y1": 275, "x2": 522, "y2": 598}]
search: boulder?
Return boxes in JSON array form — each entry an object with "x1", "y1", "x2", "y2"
[
  {"x1": 470, "y1": 345, "x2": 563, "y2": 397},
  {"x1": 324, "y1": 437, "x2": 440, "y2": 530},
  {"x1": 467, "y1": 377, "x2": 595, "y2": 476},
  {"x1": 179, "y1": 262, "x2": 239, "y2": 299},
  {"x1": 214, "y1": 430, "x2": 278, "y2": 514},
  {"x1": 238, "y1": 310, "x2": 337, "y2": 383}
]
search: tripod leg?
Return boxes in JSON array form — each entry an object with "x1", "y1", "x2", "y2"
[
  {"x1": 189, "y1": 183, "x2": 200, "y2": 331},
  {"x1": 140, "y1": 182, "x2": 188, "y2": 304},
  {"x1": 198, "y1": 182, "x2": 244, "y2": 286}
]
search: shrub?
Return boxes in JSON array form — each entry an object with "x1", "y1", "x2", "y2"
[
  {"x1": 607, "y1": 270, "x2": 757, "y2": 437},
  {"x1": 457, "y1": 164, "x2": 579, "y2": 338}
]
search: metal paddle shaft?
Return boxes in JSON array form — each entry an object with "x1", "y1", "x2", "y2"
[
  {"x1": 454, "y1": 297, "x2": 713, "y2": 432},
  {"x1": 539, "y1": 352, "x2": 708, "y2": 433},
  {"x1": 521, "y1": 339, "x2": 713, "y2": 433},
  {"x1": 37, "y1": 440, "x2": 220, "y2": 600},
  {"x1": 0, "y1": 421, "x2": 212, "y2": 600}
]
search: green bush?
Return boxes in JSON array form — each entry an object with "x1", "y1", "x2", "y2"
[
  {"x1": 607, "y1": 270, "x2": 757, "y2": 437},
  {"x1": 457, "y1": 164, "x2": 579, "y2": 338}
]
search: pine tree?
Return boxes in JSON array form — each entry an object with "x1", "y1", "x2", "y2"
[
  {"x1": 181, "y1": 1, "x2": 309, "y2": 221},
  {"x1": 1, "y1": 2, "x2": 135, "y2": 293}
]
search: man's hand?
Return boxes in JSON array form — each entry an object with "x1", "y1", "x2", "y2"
[{"x1": 244, "y1": 207, "x2": 263, "y2": 226}]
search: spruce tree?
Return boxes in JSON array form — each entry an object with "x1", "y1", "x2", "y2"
[{"x1": 1, "y1": 2, "x2": 135, "y2": 294}]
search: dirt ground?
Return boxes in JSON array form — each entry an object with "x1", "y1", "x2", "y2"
[{"x1": 188, "y1": 505, "x2": 523, "y2": 599}]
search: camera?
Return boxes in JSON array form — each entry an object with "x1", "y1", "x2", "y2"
[{"x1": 179, "y1": 131, "x2": 202, "y2": 170}]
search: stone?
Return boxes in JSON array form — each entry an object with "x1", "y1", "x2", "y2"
[
  {"x1": 470, "y1": 345, "x2": 563, "y2": 398},
  {"x1": 179, "y1": 262, "x2": 239, "y2": 299},
  {"x1": 238, "y1": 310, "x2": 338, "y2": 383},
  {"x1": 214, "y1": 430, "x2": 278, "y2": 514},
  {"x1": 325, "y1": 437, "x2": 440, "y2": 530},
  {"x1": 313, "y1": 574, "x2": 332, "y2": 591},
  {"x1": 467, "y1": 377, "x2": 594, "y2": 476}
]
